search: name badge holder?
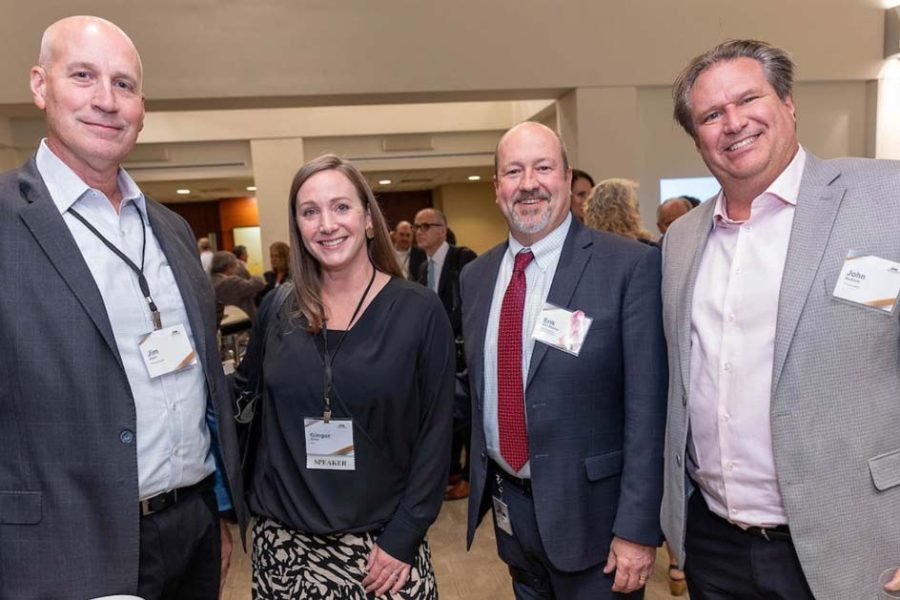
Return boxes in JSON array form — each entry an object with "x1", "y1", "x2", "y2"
[
  {"x1": 832, "y1": 250, "x2": 900, "y2": 315},
  {"x1": 305, "y1": 268, "x2": 376, "y2": 471},
  {"x1": 531, "y1": 302, "x2": 593, "y2": 356},
  {"x1": 69, "y1": 207, "x2": 198, "y2": 378}
]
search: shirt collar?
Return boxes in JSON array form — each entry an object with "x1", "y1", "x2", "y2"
[
  {"x1": 431, "y1": 240, "x2": 450, "y2": 264},
  {"x1": 713, "y1": 145, "x2": 806, "y2": 226},
  {"x1": 508, "y1": 212, "x2": 572, "y2": 269},
  {"x1": 36, "y1": 139, "x2": 147, "y2": 218}
]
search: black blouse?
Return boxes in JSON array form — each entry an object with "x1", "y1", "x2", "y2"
[{"x1": 242, "y1": 278, "x2": 454, "y2": 562}]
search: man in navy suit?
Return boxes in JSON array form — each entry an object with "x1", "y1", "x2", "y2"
[{"x1": 461, "y1": 121, "x2": 667, "y2": 599}]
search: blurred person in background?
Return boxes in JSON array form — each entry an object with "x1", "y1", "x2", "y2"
[
  {"x1": 569, "y1": 168, "x2": 594, "y2": 222},
  {"x1": 583, "y1": 178, "x2": 656, "y2": 246}
]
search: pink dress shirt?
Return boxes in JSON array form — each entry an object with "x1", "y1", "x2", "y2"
[{"x1": 688, "y1": 147, "x2": 806, "y2": 528}]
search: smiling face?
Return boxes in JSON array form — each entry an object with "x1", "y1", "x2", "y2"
[
  {"x1": 494, "y1": 123, "x2": 572, "y2": 246},
  {"x1": 689, "y1": 57, "x2": 798, "y2": 205},
  {"x1": 30, "y1": 18, "x2": 144, "y2": 182},
  {"x1": 294, "y1": 169, "x2": 372, "y2": 274}
]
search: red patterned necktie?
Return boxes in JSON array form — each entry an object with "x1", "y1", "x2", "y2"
[{"x1": 497, "y1": 250, "x2": 534, "y2": 472}]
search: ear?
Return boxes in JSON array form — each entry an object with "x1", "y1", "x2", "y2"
[
  {"x1": 30, "y1": 66, "x2": 48, "y2": 110},
  {"x1": 493, "y1": 174, "x2": 501, "y2": 206},
  {"x1": 365, "y1": 205, "x2": 373, "y2": 230},
  {"x1": 138, "y1": 93, "x2": 146, "y2": 132},
  {"x1": 784, "y1": 94, "x2": 796, "y2": 120}
]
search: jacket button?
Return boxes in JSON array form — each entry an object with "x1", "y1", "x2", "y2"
[
  {"x1": 120, "y1": 429, "x2": 135, "y2": 444},
  {"x1": 675, "y1": 454, "x2": 682, "y2": 466}
]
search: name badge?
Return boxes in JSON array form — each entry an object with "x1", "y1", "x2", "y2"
[
  {"x1": 832, "y1": 253, "x2": 900, "y2": 314},
  {"x1": 492, "y1": 496, "x2": 513, "y2": 536},
  {"x1": 138, "y1": 324, "x2": 198, "y2": 378},
  {"x1": 304, "y1": 417, "x2": 355, "y2": 470},
  {"x1": 531, "y1": 303, "x2": 593, "y2": 356}
]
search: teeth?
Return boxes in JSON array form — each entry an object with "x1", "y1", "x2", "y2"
[
  {"x1": 728, "y1": 136, "x2": 757, "y2": 151},
  {"x1": 320, "y1": 239, "x2": 344, "y2": 247}
]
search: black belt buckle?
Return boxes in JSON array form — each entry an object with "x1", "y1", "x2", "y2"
[
  {"x1": 140, "y1": 475, "x2": 212, "y2": 517},
  {"x1": 749, "y1": 524, "x2": 791, "y2": 542}
]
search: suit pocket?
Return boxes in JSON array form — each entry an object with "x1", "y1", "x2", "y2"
[
  {"x1": 584, "y1": 450, "x2": 624, "y2": 482},
  {"x1": 0, "y1": 491, "x2": 42, "y2": 524},
  {"x1": 869, "y1": 449, "x2": 900, "y2": 491}
]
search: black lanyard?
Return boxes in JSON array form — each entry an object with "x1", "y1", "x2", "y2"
[
  {"x1": 69, "y1": 205, "x2": 163, "y2": 331},
  {"x1": 320, "y1": 266, "x2": 376, "y2": 423}
]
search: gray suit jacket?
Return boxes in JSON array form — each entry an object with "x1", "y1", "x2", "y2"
[
  {"x1": 661, "y1": 153, "x2": 900, "y2": 600},
  {"x1": 0, "y1": 157, "x2": 246, "y2": 599},
  {"x1": 462, "y1": 218, "x2": 667, "y2": 573}
]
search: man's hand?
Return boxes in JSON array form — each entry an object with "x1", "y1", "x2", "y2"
[
  {"x1": 219, "y1": 519, "x2": 234, "y2": 597},
  {"x1": 602, "y1": 536, "x2": 655, "y2": 593},
  {"x1": 362, "y1": 543, "x2": 411, "y2": 597},
  {"x1": 884, "y1": 566, "x2": 900, "y2": 594}
]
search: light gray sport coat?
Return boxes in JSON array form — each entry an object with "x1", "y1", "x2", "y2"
[
  {"x1": 661, "y1": 152, "x2": 900, "y2": 600},
  {"x1": 0, "y1": 157, "x2": 246, "y2": 599}
]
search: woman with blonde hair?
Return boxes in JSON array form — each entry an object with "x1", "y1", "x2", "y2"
[
  {"x1": 235, "y1": 154, "x2": 453, "y2": 599},
  {"x1": 583, "y1": 178, "x2": 656, "y2": 245}
]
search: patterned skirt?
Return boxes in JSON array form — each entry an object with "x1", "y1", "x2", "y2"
[{"x1": 252, "y1": 517, "x2": 438, "y2": 599}]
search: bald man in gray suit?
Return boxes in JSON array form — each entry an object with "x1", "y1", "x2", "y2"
[{"x1": 661, "y1": 39, "x2": 900, "y2": 600}]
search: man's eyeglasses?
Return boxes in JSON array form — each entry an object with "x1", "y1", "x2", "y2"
[{"x1": 412, "y1": 222, "x2": 444, "y2": 232}]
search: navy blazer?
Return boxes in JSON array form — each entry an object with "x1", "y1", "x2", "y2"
[
  {"x1": 461, "y1": 218, "x2": 667, "y2": 572},
  {"x1": 0, "y1": 157, "x2": 244, "y2": 599}
]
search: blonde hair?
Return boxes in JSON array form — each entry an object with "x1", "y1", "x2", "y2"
[{"x1": 583, "y1": 178, "x2": 654, "y2": 242}]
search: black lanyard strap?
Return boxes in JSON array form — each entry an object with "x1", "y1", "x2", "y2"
[
  {"x1": 69, "y1": 205, "x2": 162, "y2": 330},
  {"x1": 320, "y1": 266, "x2": 377, "y2": 422}
]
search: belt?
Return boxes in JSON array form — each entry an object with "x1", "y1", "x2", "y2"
[
  {"x1": 140, "y1": 475, "x2": 213, "y2": 517},
  {"x1": 492, "y1": 461, "x2": 532, "y2": 495},
  {"x1": 710, "y1": 509, "x2": 791, "y2": 541}
]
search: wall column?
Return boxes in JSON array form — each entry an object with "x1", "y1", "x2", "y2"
[
  {"x1": 870, "y1": 64, "x2": 900, "y2": 160},
  {"x1": 250, "y1": 138, "x2": 305, "y2": 268},
  {"x1": 556, "y1": 86, "x2": 642, "y2": 181}
]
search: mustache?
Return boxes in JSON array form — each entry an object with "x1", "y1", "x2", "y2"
[{"x1": 514, "y1": 190, "x2": 551, "y2": 203}]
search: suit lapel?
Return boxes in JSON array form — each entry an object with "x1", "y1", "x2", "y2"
[
  {"x1": 437, "y1": 245, "x2": 455, "y2": 298},
  {"x1": 771, "y1": 155, "x2": 844, "y2": 393},
  {"x1": 676, "y1": 200, "x2": 717, "y2": 398},
  {"x1": 526, "y1": 221, "x2": 590, "y2": 388},
  {"x1": 145, "y1": 200, "x2": 210, "y2": 367},
  {"x1": 469, "y1": 244, "x2": 506, "y2": 408},
  {"x1": 17, "y1": 159, "x2": 123, "y2": 367}
]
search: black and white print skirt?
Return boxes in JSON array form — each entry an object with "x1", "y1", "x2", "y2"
[{"x1": 252, "y1": 517, "x2": 438, "y2": 599}]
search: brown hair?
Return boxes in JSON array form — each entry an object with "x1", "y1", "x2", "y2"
[
  {"x1": 268, "y1": 241, "x2": 290, "y2": 274},
  {"x1": 672, "y1": 39, "x2": 795, "y2": 138},
  {"x1": 583, "y1": 178, "x2": 654, "y2": 242},
  {"x1": 287, "y1": 154, "x2": 402, "y2": 332}
]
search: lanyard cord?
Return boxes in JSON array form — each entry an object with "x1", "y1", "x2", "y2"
[
  {"x1": 320, "y1": 266, "x2": 377, "y2": 422},
  {"x1": 69, "y1": 205, "x2": 162, "y2": 330}
]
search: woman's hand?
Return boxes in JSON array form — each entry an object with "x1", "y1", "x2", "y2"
[{"x1": 362, "y1": 543, "x2": 411, "y2": 596}]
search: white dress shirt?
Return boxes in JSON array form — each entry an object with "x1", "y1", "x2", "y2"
[
  {"x1": 427, "y1": 241, "x2": 450, "y2": 292},
  {"x1": 37, "y1": 140, "x2": 214, "y2": 501},
  {"x1": 688, "y1": 146, "x2": 806, "y2": 527},
  {"x1": 483, "y1": 214, "x2": 572, "y2": 478},
  {"x1": 394, "y1": 248, "x2": 411, "y2": 278}
]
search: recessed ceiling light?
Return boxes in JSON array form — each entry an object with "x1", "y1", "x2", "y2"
[
  {"x1": 176, "y1": 189, "x2": 190, "y2": 195},
  {"x1": 246, "y1": 186, "x2": 257, "y2": 192},
  {"x1": 468, "y1": 175, "x2": 481, "y2": 181},
  {"x1": 378, "y1": 179, "x2": 392, "y2": 185}
]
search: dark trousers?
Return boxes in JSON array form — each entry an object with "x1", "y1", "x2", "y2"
[
  {"x1": 490, "y1": 466, "x2": 641, "y2": 600},
  {"x1": 137, "y1": 482, "x2": 221, "y2": 600},
  {"x1": 684, "y1": 491, "x2": 814, "y2": 600}
]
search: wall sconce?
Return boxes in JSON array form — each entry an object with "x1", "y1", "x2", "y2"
[{"x1": 887, "y1": 6, "x2": 900, "y2": 59}]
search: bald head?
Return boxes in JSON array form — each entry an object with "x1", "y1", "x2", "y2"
[
  {"x1": 494, "y1": 122, "x2": 569, "y2": 175},
  {"x1": 39, "y1": 16, "x2": 143, "y2": 83},
  {"x1": 393, "y1": 220, "x2": 413, "y2": 251},
  {"x1": 657, "y1": 197, "x2": 692, "y2": 234}
]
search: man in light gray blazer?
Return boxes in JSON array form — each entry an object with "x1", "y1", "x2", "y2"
[
  {"x1": 0, "y1": 16, "x2": 244, "y2": 599},
  {"x1": 661, "y1": 39, "x2": 900, "y2": 599}
]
